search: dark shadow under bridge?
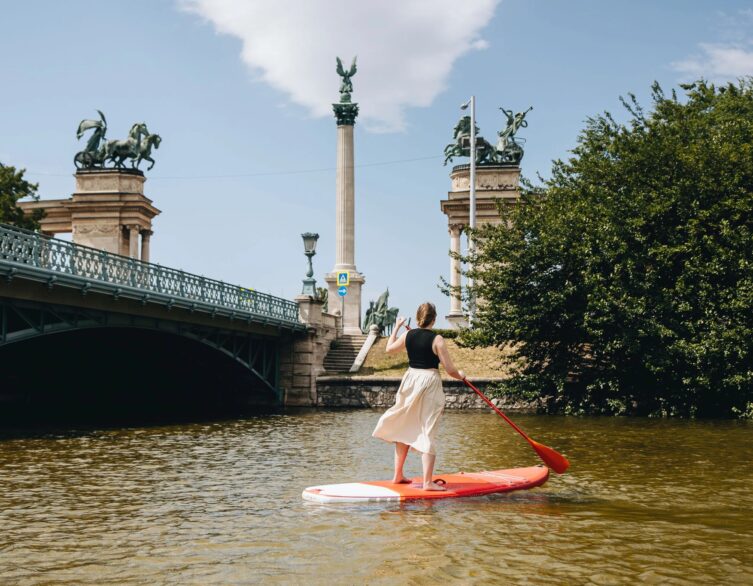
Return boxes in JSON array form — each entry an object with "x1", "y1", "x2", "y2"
[{"x1": 0, "y1": 224, "x2": 306, "y2": 425}]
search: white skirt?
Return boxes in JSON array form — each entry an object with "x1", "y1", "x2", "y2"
[{"x1": 372, "y1": 367, "x2": 445, "y2": 455}]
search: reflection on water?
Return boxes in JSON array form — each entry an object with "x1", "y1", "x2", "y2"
[{"x1": 0, "y1": 410, "x2": 751, "y2": 584}]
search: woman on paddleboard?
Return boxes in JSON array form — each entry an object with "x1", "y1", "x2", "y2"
[{"x1": 372, "y1": 302, "x2": 466, "y2": 491}]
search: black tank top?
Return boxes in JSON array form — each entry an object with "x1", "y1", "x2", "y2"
[{"x1": 406, "y1": 328, "x2": 440, "y2": 369}]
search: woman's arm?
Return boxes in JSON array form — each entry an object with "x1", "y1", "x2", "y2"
[
  {"x1": 434, "y1": 335, "x2": 466, "y2": 381},
  {"x1": 385, "y1": 317, "x2": 408, "y2": 354}
]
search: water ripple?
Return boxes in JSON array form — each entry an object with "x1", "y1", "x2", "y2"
[{"x1": 0, "y1": 411, "x2": 751, "y2": 584}]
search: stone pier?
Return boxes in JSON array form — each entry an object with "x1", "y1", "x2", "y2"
[{"x1": 278, "y1": 296, "x2": 340, "y2": 406}]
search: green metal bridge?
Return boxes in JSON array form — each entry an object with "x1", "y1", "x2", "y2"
[{"x1": 0, "y1": 223, "x2": 305, "y2": 402}]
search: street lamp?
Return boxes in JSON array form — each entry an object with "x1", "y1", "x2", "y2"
[
  {"x1": 301, "y1": 232, "x2": 319, "y2": 297},
  {"x1": 460, "y1": 96, "x2": 476, "y2": 324}
]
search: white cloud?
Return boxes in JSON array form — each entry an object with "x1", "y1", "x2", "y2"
[
  {"x1": 179, "y1": 0, "x2": 499, "y2": 132},
  {"x1": 673, "y1": 42, "x2": 753, "y2": 80},
  {"x1": 673, "y1": 10, "x2": 753, "y2": 81}
]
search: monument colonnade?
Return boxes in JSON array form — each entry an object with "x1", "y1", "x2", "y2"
[
  {"x1": 440, "y1": 164, "x2": 521, "y2": 328},
  {"x1": 19, "y1": 169, "x2": 159, "y2": 263}
]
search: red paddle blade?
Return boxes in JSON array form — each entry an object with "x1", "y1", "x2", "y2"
[{"x1": 530, "y1": 439, "x2": 570, "y2": 474}]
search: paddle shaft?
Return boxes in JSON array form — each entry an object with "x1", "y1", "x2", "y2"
[{"x1": 462, "y1": 378, "x2": 535, "y2": 446}]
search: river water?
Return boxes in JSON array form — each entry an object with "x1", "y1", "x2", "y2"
[{"x1": 0, "y1": 410, "x2": 751, "y2": 585}]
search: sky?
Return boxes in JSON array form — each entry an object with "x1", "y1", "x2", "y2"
[{"x1": 2, "y1": 0, "x2": 753, "y2": 327}]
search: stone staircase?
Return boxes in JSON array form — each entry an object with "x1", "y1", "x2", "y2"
[{"x1": 323, "y1": 333, "x2": 369, "y2": 373}]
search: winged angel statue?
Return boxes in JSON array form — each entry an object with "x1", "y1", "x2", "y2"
[{"x1": 336, "y1": 56, "x2": 357, "y2": 102}]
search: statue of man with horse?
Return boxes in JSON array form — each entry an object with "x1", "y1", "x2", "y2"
[
  {"x1": 74, "y1": 111, "x2": 162, "y2": 171},
  {"x1": 443, "y1": 115, "x2": 495, "y2": 166},
  {"x1": 362, "y1": 289, "x2": 400, "y2": 335},
  {"x1": 443, "y1": 105, "x2": 533, "y2": 166}
]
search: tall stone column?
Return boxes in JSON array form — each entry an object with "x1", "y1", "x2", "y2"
[
  {"x1": 335, "y1": 124, "x2": 355, "y2": 270},
  {"x1": 141, "y1": 230, "x2": 152, "y2": 263},
  {"x1": 325, "y1": 73, "x2": 364, "y2": 336},
  {"x1": 447, "y1": 224, "x2": 464, "y2": 323},
  {"x1": 128, "y1": 225, "x2": 140, "y2": 259}
]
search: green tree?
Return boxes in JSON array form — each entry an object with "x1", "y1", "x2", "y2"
[
  {"x1": 463, "y1": 80, "x2": 753, "y2": 418},
  {"x1": 0, "y1": 163, "x2": 43, "y2": 230}
]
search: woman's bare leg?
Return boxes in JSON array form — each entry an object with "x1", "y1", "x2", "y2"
[
  {"x1": 421, "y1": 452, "x2": 446, "y2": 491},
  {"x1": 391, "y1": 442, "x2": 411, "y2": 484}
]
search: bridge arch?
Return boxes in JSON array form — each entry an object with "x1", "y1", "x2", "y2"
[
  {"x1": 0, "y1": 223, "x2": 310, "y2": 421},
  {"x1": 0, "y1": 301, "x2": 285, "y2": 425},
  {"x1": 1, "y1": 298, "x2": 280, "y2": 395}
]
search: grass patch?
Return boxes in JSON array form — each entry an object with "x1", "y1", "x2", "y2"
[{"x1": 352, "y1": 337, "x2": 517, "y2": 379}]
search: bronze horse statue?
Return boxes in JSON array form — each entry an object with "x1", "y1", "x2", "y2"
[
  {"x1": 443, "y1": 115, "x2": 495, "y2": 165},
  {"x1": 136, "y1": 133, "x2": 161, "y2": 170},
  {"x1": 104, "y1": 122, "x2": 149, "y2": 168},
  {"x1": 74, "y1": 112, "x2": 162, "y2": 171}
]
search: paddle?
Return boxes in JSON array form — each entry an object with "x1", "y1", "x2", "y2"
[
  {"x1": 461, "y1": 378, "x2": 570, "y2": 474},
  {"x1": 402, "y1": 322, "x2": 570, "y2": 474}
]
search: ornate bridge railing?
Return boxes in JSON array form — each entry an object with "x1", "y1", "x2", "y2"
[{"x1": 0, "y1": 223, "x2": 304, "y2": 330}]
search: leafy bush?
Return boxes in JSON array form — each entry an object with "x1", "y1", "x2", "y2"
[
  {"x1": 462, "y1": 80, "x2": 753, "y2": 418},
  {"x1": 432, "y1": 328, "x2": 459, "y2": 339}
]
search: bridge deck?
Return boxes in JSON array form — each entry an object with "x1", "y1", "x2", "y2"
[{"x1": 0, "y1": 223, "x2": 305, "y2": 331}]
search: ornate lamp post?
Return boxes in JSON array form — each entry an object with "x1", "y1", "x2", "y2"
[
  {"x1": 301, "y1": 232, "x2": 319, "y2": 297},
  {"x1": 461, "y1": 96, "x2": 477, "y2": 324}
]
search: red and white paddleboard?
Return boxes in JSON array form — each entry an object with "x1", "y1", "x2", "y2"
[{"x1": 302, "y1": 465, "x2": 549, "y2": 503}]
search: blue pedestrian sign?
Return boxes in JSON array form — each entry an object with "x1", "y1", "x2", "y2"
[
  {"x1": 337, "y1": 271, "x2": 350, "y2": 286},
  {"x1": 338, "y1": 286, "x2": 348, "y2": 297}
]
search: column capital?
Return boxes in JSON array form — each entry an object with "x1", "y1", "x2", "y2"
[
  {"x1": 448, "y1": 223, "x2": 464, "y2": 235},
  {"x1": 140, "y1": 229, "x2": 154, "y2": 237},
  {"x1": 333, "y1": 102, "x2": 359, "y2": 126}
]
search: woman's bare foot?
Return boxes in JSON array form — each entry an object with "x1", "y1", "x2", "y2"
[
  {"x1": 422, "y1": 481, "x2": 447, "y2": 491},
  {"x1": 391, "y1": 477, "x2": 413, "y2": 484}
]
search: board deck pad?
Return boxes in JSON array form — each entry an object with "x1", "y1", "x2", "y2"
[{"x1": 302, "y1": 465, "x2": 549, "y2": 503}]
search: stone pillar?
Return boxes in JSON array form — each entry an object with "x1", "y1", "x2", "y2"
[
  {"x1": 141, "y1": 230, "x2": 152, "y2": 263},
  {"x1": 327, "y1": 96, "x2": 364, "y2": 336},
  {"x1": 128, "y1": 225, "x2": 140, "y2": 259},
  {"x1": 335, "y1": 124, "x2": 355, "y2": 270},
  {"x1": 295, "y1": 295, "x2": 324, "y2": 327},
  {"x1": 447, "y1": 224, "x2": 464, "y2": 323},
  {"x1": 119, "y1": 226, "x2": 129, "y2": 257}
]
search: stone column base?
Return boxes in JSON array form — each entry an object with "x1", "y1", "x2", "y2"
[
  {"x1": 446, "y1": 313, "x2": 468, "y2": 330},
  {"x1": 324, "y1": 270, "x2": 365, "y2": 335}
]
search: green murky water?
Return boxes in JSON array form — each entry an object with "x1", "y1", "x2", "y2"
[{"x1": 0, "y1": 410, "x2": 751, "y2": 584}]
